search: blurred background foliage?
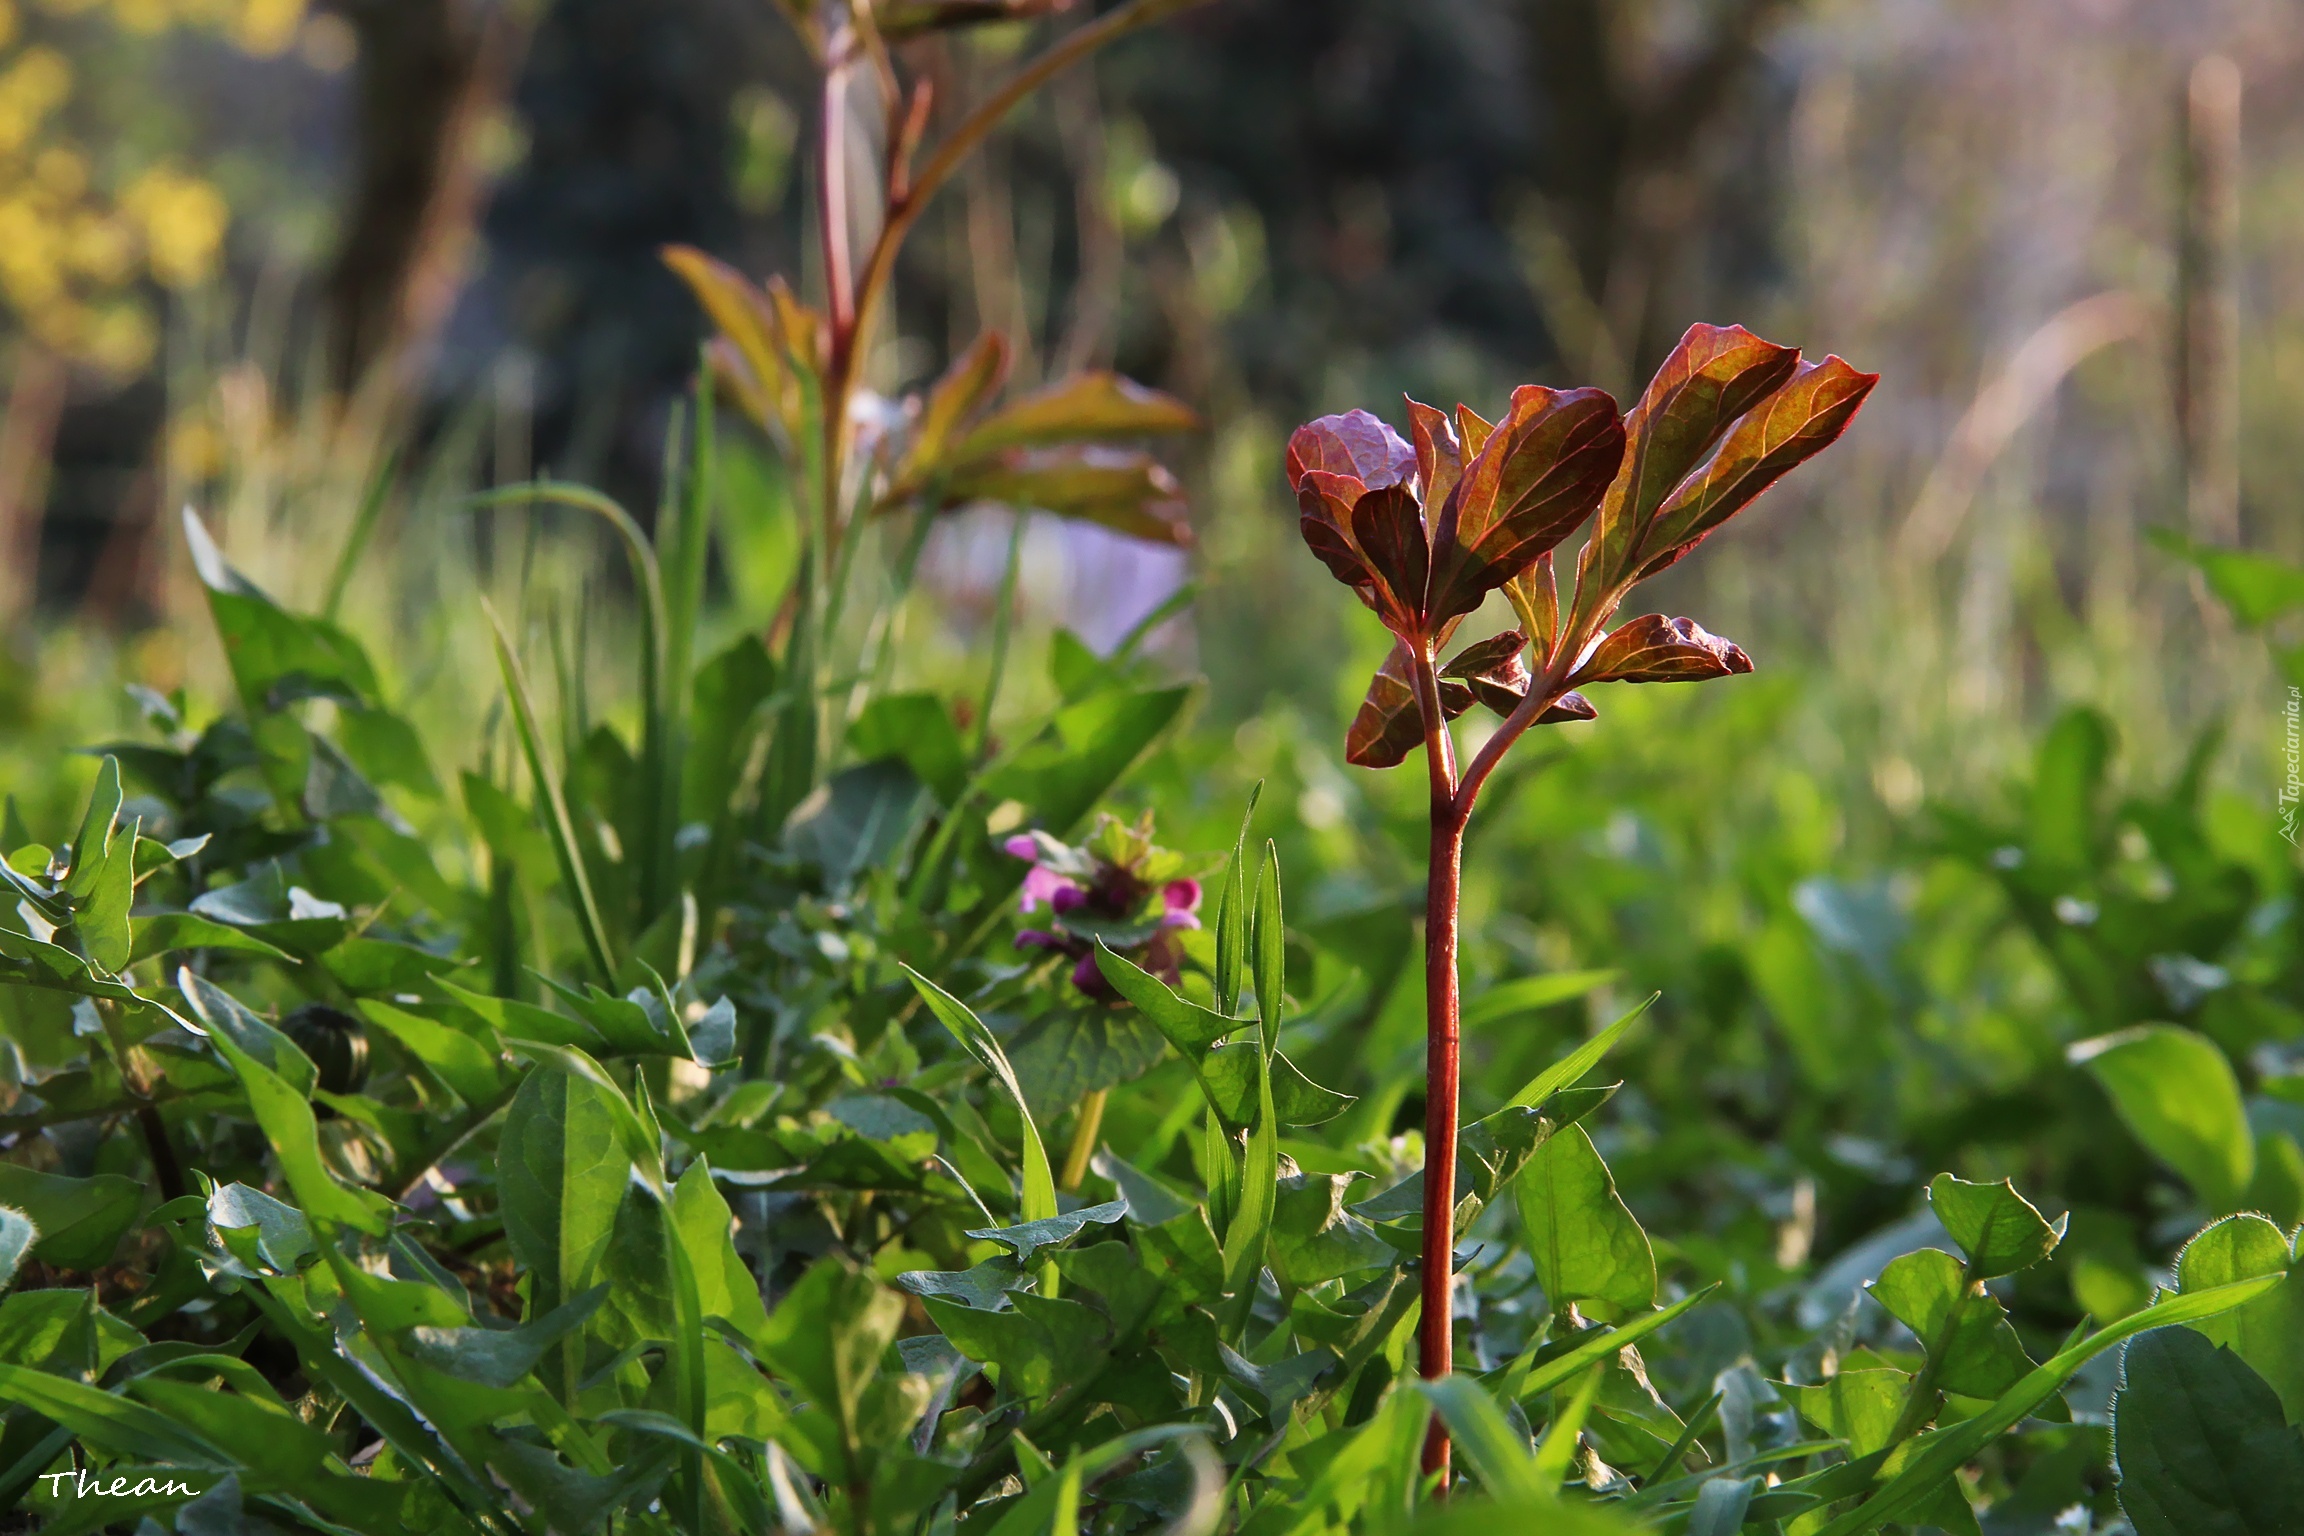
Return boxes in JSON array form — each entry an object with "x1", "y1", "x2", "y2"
[{"x1": 4, "y1": 0, "x2": 2304, "y2": 1426}]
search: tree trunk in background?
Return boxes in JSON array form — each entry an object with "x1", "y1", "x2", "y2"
[
  {"x1": 1521, "y1": 0, "x2": 1788, "y2": 379},
  {"x1": 323, "y1": 0, "x2": 532, "y2": 394},
  {"x1": 0, "y1": 349, "x2": 68, "y2": 625}
]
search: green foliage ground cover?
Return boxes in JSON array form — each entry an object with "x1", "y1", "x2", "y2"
[{"x1": 0, "y1": 381, "x2": 2297, "y2": 1533}]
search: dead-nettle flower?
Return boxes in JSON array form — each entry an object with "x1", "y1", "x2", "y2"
[
  {"x1": 1290, "y1": 323, "x2": 1876, "y2": 1480},
  {"x1": 1008, "y1": 813, "x2": 1204, "y2": 998}
]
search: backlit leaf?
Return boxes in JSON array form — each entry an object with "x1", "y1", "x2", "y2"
[
  {"x1": 1635, "y1": 354, "x2": 1878, "y2": 580},
  {"x1": 1927, "y1": 1174, "x2": 2067, "y2": 1279},
  {"x1": 1427, "y1": 385, "x2": 1624, "y2": 626},
  {"x1": 1516, "y1": 1124, "x2": 1655, "y2": 1315},
  {"x1": 1570, "y1": 614, "x2": 1752, "y2": 686},
  {"x1": 2071, "y1": 1026, "x2": 2254, "y2": 1211},
  {"x1": 1576, "y1": 324, "x2": 1800, "y2": 602},
  {"x1": 954, "y1": 371, "x2": 1198, "y2": 459}
]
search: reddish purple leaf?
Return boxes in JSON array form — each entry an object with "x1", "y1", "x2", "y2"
[
  {"x1": 1286, "y1": 409, "x2": 1416, "y2": 493},
  {"x1": 1349, "y1": 483, "x2": 1431, "y2": 636},
  {"x1": 1440, "y1": 629, "x2": 1533, "y2": 714},
  {"x1": 1504, "y1": 554, "x2": 1561, "y2": 667},
  {"x1": 1570, "y1": 614, "x2": 1753, "y2": 686},
  {"x1": 1409, "y1": 399, "x2": 1465, "y2": 521},
  {"x1": 1537, "y1": 691, "x2": 1597, "y2": 724},
  {"x1": 1427, "y1": 386, "x2": 1624, "y2": 625},
  {"x1": 1297, "y1": 473, "x2": 1380, "y2": 595},
  {"x1": 1576, "y1": 325, "x2": 1800, "y2": 600},
  {"x1": 1633, "y1": 355, "x2": 1879, "y2": 580},
  {"x1": 1346, "y1": 640, "x2": 1475, "y2": 769}
]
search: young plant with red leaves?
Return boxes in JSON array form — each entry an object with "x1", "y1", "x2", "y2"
[{"x1": 1288, "y1": 324, "x2": 1877, "y2": 1481}]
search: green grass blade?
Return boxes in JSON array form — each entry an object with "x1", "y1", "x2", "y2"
[
  {"x1": 1251, "y1": 839, "x2": 1284, "y2": 1057},
  {"x1": 474, "y1": 480, "x2": 673, "y2": 920},
  {"x1": 1417, "y1": 1376, "x2": 1546, "y2": 1503},
  {"x1": 902, "y1": 965, "x2": 1057, "y2": 1225},
  {"x1": 1529, "y1": 1360, "x2": 1605, "y2": 1494},
  {"x1": 1502, "y1": 1284, "x2": 1719, "y2": 1404},
  {"x1": 483, "y1": 599, "x2": 618, "y2": 985},
  {"x1": 321, "y1": 446, "x2": 400, "y2": 622},
  {"x1": 1461, "y1": 970, "x2": 1618, "y2": 1031},
  {"x1": 1505, "y1": 992, "x2": 1657, "y2": 1110}
]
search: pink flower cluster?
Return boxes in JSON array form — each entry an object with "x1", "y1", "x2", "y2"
[{"x1": 1005, "y1": 833, "x2": 1201, "y2": 999}]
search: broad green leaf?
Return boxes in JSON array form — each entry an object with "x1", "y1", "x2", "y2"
[
  {"x1": 1503, "y1": 993, "x2": 1654, "y2": 1108},
  {"x1": 204, "y1": 1020, "x2": 391, "y2": 1235},
  {"x1": 978, "y1": 684, "x2": 1191, "y2": 841},
  {"x1": 1516, "y1": 1124, "x2": 1655, "y2": 1315},
  {"x1": 1927, "y1": 1174, "x2": 2067, "y2": 1279},
  {"x1": 179, "y1": 968, "x2": 319, "y2": 1100},
  {"x1": 2071, "y1": 1026, "x2": 2254, "y2": 1210},
  {"x1": 784, "y1": 759, "x2": 929, "y2": 891},
  {"x1": 127, "y1": 1376, "x2": 334, "y2": 1486},
  {"x1": 185, "y1": 509, "x2": 382, "y2": 711},
  {"x1": 0, "y1": 1167, "x2": 139, "y2": 1272},
  {"x1": 1196, "y1": 1044, "x2": 1354, "y2": 1132},
  {"x1": 498, "y1": 1067, "x2": 632, "y2": 1325},
  {"x1": 1093, "y1": 940, "x2": 1241, "y2": 1053},
  {"x1": 755, "y1": 1257, "x2": 905, "y2": 1434},
  {"x1": 1867, "y1": 1248, "x2": 2035, "y2": 1399},
  {"x1": 2178, "y1": 1215, "x2": 2303, "y2": 1426},
  {"x1": 964, "y1": 1201, "x2": 1128, "y2": 1267},
  {"x1": 500, "y1": 1039, "x2": 663, "y2": 1188},
  {"x1": 1811, "y1": 1273, "x2": 2284, "y2": 1535},
  {"x1": 2028, "y1": 707, "x2": 2111, "y2": 871},
  {"x1": 63, "y1": 755, "x2": 122, "y2": 902},
  {"x1": 128, "y1": 912, "x2": 295, "y2": 964},
  {"x1": 1784, "y1": 1369, "x2": 1907, "y2": 1458},
  {"x1": 207, "y1": 1182, "x2": 313, "y2": 1274},
  {"x1": 337, "y1": 706, "x2": 441, "y2": 798},
  {"x1": 2113, "y1": 1326, "x2": 2304, "y2": 1535},
  {"x1": 671, "y1": 1159, "x2": 771, "y2": 1344},
  {"x1": 0, "y1": 1207, "x2": 31, "y2": 1289},
  {"x1": 849, "y1": 692, "x2": 969, "y2": 803},
  {"x1": 407, "y1": 1285, "x2": 606, "y2": 1389},
  {"x1": 1268, "y1": 1172, "x2": 1394, "y2": 1289},
  {"x1": 1009, "y1": 1004, "x2": 1170, "y2": 1116},
  {"x1": 73, "y1": 812, "x2": 134, "y2": 975},
  {"x1": 1685, "y1": 1478, "x2": 1760, "y2": 1536},
  {"x1": 359, "y1": 999, "x2": 503, "y2": 1107},
  {"x1": 0, "y1": 1363, "x2": 222, "y2": 1470}
]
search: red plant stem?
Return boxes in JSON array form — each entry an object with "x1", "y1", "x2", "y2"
[{"x1": 1407, "y1": 642, "x2": 1462, "y2": 1488}]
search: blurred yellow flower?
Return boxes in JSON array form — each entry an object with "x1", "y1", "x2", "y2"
[{"x1": 122, "y1": 164, "x2": 227, "y2": 288}]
